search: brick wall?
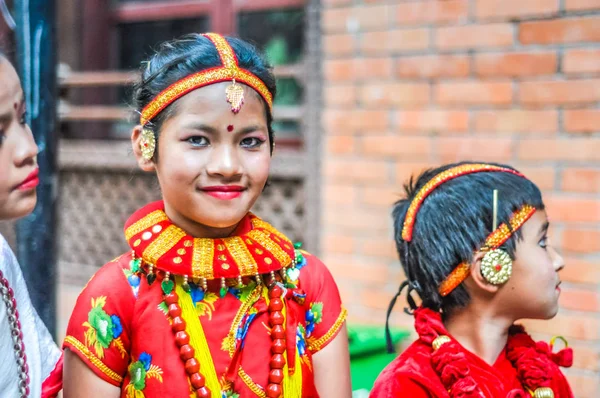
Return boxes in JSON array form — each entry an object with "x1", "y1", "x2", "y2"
[{"x1": 320, "y1": 1, "x2": 600, "y2": 395}]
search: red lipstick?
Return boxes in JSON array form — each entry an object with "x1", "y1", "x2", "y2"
[
  {"x1": 201, "y1": 185, "x2": 244, "y2": 200},
  {"x1": 17, "y1": 168, "x2": 39, "y2": 191}
]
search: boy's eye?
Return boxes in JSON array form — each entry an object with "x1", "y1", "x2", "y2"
[
  {"x1": 187, "y1": 136, "x2": 209, "y2": 146},
  {"x1": 539, "y1": 237, "x2": 548, "y2": 249},
  {"x1": 20, "y1": 111, "x2": 27, "y2": 125}
]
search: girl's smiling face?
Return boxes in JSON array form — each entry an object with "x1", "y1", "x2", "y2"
[{"x1": 133, "y1": 82, "x2": 271, "y2": 238}]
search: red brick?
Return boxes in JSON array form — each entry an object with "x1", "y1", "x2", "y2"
[
  {"x1": 396, "y1": 55, "x2": 470, "y2": 79},
  {"x1": 436, "y1": 23, "x2": 514, "y2": 50},
  {"x1": 323, "y1": 5, "x2": 393, "y2": 33},
  {"x1": 323, "y1": 34, "x2": 355, "y2": 57},
  {"x1": 562, "y1": 228, "x2": 600, "y2": 254},
  {"x1": 360, "y1": 237, "x2": 398, "y2": 260},
  {"x1": 324, "y1": 85, "x2": 357, "y2": 107},
  {"x1": 438, "y1": 137, "x2": 514, "y2": 163},
  {"x1": 323, "y1": 109, "x2": 389, "y2": 135},
  {"x1": 325, "y1": 208, "x2": 390, "y2": 233},
  {"x1": 569, "y1": 344, "x2": 600, "y2": 371},
  {"x1": 564, "y1": 109, "x2": 600, "y2": 134},
  {"x1": 559, "y1": 287, "x2": 600, "y2": 311},
  {"x1": 324, "y1": 58, "x2": 393, "y2": 82},
  {"x1": 360, "y1": 82, "x2": 430, "y2": 107},
  {"x1": 395, "y1": 162, "x2": 435, "y2": 185},
  {"x1": 362, "y1": 29, "x2": 430, "y2": 55},
  {"x1": 517, "y1": 138, "x2": 600, "y2": 162},
  {"x1": 324, "y1": 184, "x2": 356, "y2": 206},
  {"x1": 436, "y1": 81, "x2": 513, "y2": 106},
  {"x1": 565, "y1": 0, "x2": 600, "y2": 11},
  {"x1": 517, "y1": 166, "x2": 556, "y2": 190},
  {"x1": 396, "y1": 110, "x2": 469, "y2": 133},
  {"x1": 562, "y1": 167, "x2": 600, "y2": 193},
  {"x1": 564, "y1": 49, "x2": 600, "y2": 75},
  {"x1": 523, "y1": 313, "x2": 599, "y2": 340},
  {"x1": 475, "y1": 0, "x2": 559, "y2": 20},
  {"x1": 520, "y1": 79, "x2": 600, "y2": 106},
  {"x1": 362, "y1": 136, "x2": 434, "y2": 159},
  {"x1": 561, "y1": 256, "x2": 600, "y2": 284},
  {"x1": 474, "y1": 51, "x2": 557, "y2": 77},
  {"x1": 396, "y1": 0, "x2": 468, "y2": 25},
  {"x1": 544, "y1": 195, "x2": 600, "y2": 223},
  {"x1": 519, "y1": 16, "x2": 600, "y2": 44},
  {"x1": 323, "y1": 234, "x2": 356, "y2": 255},
  {"x1": 361, "y1": 185, "x2": 404, "y2": 207},
  {"x1": 566, "y1": 374, "x2": 600, "y2": 398},
  {"x1": 326, "y1": 135, "x2": 355, "y2": 155},
  {"x1": 323, "y1": 0, "x2": 351, "y2": 5},
  {"x1": 324, "y1": 158, "x2": 390, "y2": 183},
  {"x1": 473, "y1": 110, "x2": 558, "y2": 133}
]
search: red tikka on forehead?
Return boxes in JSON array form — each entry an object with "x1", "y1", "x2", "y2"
[
  {"x1": 401, "y1": 163, "x2": 526, "y2": 242},
  {"x1": 139, "y1": 33, "x2": 273, "y2": 126}
]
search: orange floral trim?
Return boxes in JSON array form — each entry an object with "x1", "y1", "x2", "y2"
[
  {"x1": 64, "y1": 335, "x2": 123, "y2": 385},
  {"x1": 402, "y1": 164, "x2": 526, "y2": 242},
  {"x1": 140, "y1": 33, "x2": 273, "y2": 126},
  {"x1": 438, "y1": 204, "x2": 536, "y2": 297},
  {"x1": 307, "y1": 308, "x2": 348, "y2": 353}
]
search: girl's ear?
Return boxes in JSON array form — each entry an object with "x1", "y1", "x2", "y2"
[
  {"x1": 132, "y1": 125, "x2": 156, "y2": 172},
  {"x1": 469, "y1": 251, "x2": 502, "y2": 294}
]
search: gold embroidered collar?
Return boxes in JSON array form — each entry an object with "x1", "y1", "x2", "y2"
[{"x1": 124, "y1": 201, "x2": 295, "y2": 279}]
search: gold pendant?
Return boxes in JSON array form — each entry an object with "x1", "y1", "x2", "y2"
[
  {"x1": 140, "y1": 129, "x2": 156, "y2": 160},
  {"x1": 226, "y1": 79, "x2": 245, "y2": 113}
]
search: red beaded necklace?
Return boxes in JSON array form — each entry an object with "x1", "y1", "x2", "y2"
[{"x1": 124, "y1": 201, "x2": 302, "y2": 397}]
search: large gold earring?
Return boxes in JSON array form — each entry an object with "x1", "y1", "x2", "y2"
[
  {"x1": 140, "y1": 129, "x2": 156, "y2": 160},
  {"x1": 480, "y1": 249, "x2": 512, "y2": 285}
]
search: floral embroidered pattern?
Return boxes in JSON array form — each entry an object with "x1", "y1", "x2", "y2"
[
  {"x1": 296, "y1": 324, "x2": 312, "y2": 371},
  {"x1": 123, "y1": 257, "x2": 142, "y2": 298},
  {"x1": 189, "y1": 283, "x2": 219, "y2": 320},
  {"x1": 222, "y1": 391, "x2": 240, "y2": 398},
  {"x1": 82, "y1": 296, "x2": 126, "y2": 359},
  {"x1": 306, "y1": 302, "x2": 323, "y2": 339},
  {"x1": 124, "y1": 352, "x2": 163, "y2": 398}
]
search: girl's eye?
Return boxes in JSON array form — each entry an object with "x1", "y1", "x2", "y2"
[
  {"x1": 240, "y1": 137, "x2": 265, "y2": 149},
  {"x1": 20, "y1": 111, "x2": 27, "y2": 125},
  {"x1": 187, "y1": 136, "x2": 209, "y2": 147},
  {"x1": 539, "y1": 236, "x2": 548, "y2": 250}
]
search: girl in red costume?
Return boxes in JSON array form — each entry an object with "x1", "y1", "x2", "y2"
[
  {"x1": 371, "y1": 162, "x2": 573, "y2": 398},
  {"x1": 63, "y1": 33, "x2": 350, "y2": 398}
]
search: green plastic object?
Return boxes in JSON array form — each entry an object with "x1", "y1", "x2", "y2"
[{"x1": 348, "y1": 325, "x2": 411, "y2": 393}]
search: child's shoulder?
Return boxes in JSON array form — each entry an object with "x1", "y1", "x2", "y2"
[
  {"x1": 79, "y1": 251, "x2": 135, "y2": 293},
  {"x1": 371, "y1": 340, "x2": 443, "y2": 397}
]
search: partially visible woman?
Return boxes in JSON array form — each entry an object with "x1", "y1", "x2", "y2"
[{"x1": 0, "y1": 52, "x2": 62, "y2": 397}]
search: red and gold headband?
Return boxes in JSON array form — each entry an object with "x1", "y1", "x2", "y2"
[
  {"x1": 438, "y1": 204, "x2": 536, "y2": 296},
  {"x1": 401, "y1": 164, "x2": 525, "y2": 242},
  {"x1": 140, "y1": 33, "x2": 274, "y2": 126}
]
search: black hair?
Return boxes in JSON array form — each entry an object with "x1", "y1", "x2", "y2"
[
  {"x1": 132, "y1": 33, "x2": 277, "y2": 158},
  {"x1": 392, "y1": 161, "x2": 545, "y2": 316}
]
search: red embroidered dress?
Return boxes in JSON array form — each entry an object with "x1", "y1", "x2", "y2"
[
  {"x1": 63, "y1": 201, "x2": 346, "y2": 397},
  {"x1": 370, "y1": 308, "x2": 573, "y2": 398}
]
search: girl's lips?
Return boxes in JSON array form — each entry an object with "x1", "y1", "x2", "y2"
[
  {"x1": 201, "y1": 185, "x2": 244, "y2": 200},
  {"x1": 17, "y1": 168, "x2": 39, "y2": 191}
]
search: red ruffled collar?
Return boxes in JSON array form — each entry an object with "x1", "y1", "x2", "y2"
[
  {"x1": 414, "y1": 307, "x2": 573, "y2": 398},
  {"x1": 123, "y1": 201, "x2": 295, "y2": 279}
]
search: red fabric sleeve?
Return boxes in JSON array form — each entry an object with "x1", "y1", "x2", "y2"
[
  {"x1": 300, "y1": 252, "x2": 347, "y2": 354},
  {"x1": 41, "y1": 353, "x2": 63, "y2": 398},
  {"x1": 62, "y1": 255, "x2": 135, "y2": 387}
]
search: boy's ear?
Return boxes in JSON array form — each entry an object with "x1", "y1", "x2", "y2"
[{"x1": 469, "y1": 251, "x2": 502, "y2": 294}]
